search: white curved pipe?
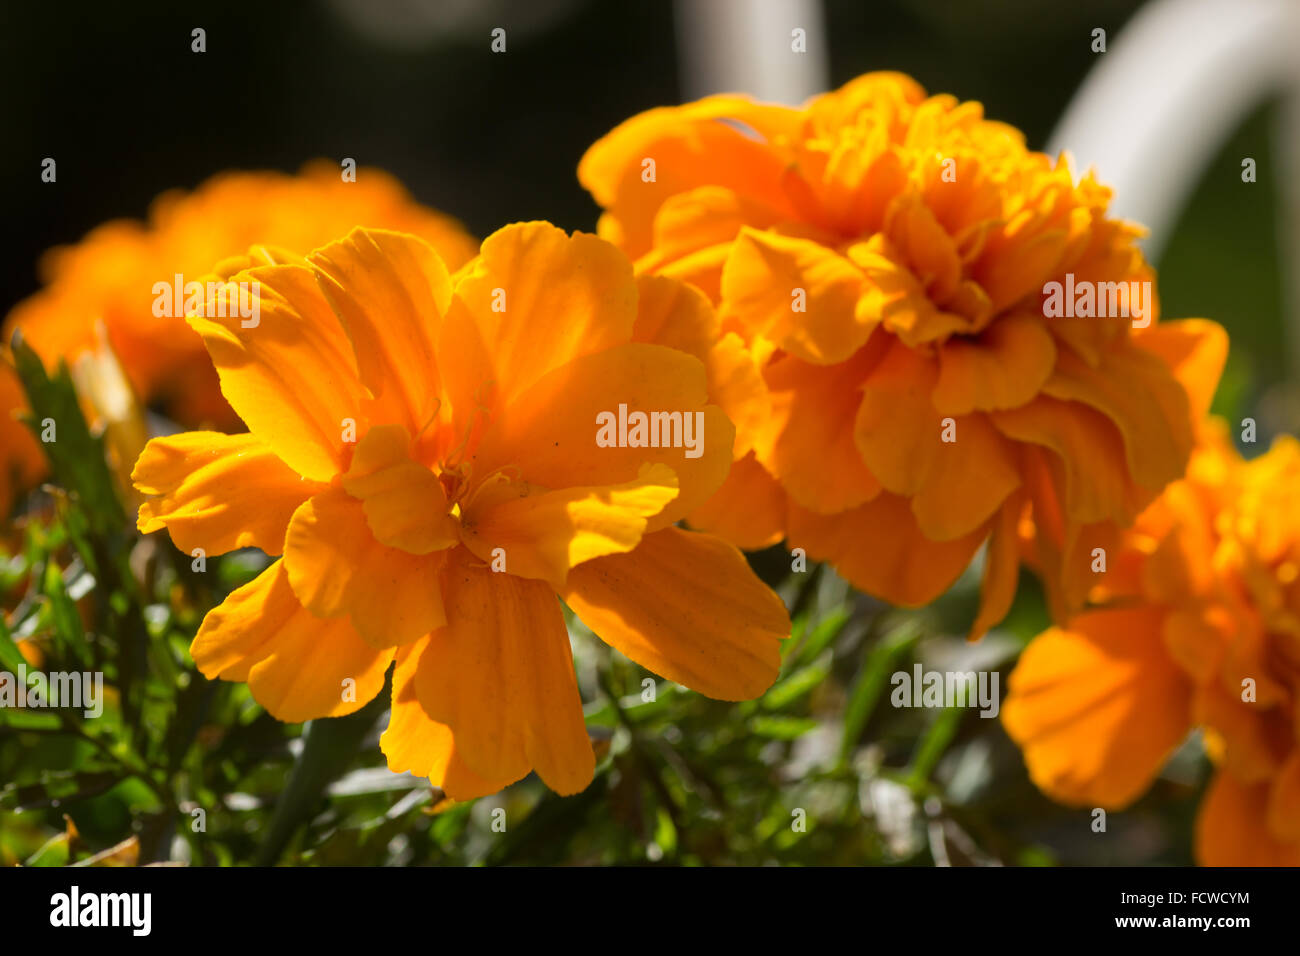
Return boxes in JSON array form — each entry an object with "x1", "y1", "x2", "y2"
[
  {"x1": 673, "y1": 0, "x2": 829, "y2": 105},
  {"x1": 1048, "y1": 0, "x2": 1300, "y2": 376},
  {"x1": 1048, "y1": 0, "x2": 1299, "y2": 255}
]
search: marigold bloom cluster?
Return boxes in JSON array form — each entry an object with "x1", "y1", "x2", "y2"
[
  {"x1": 1004, "y1": 421, "x2": 1300, "y2": 865},
  {"x1": 11, "y1": 66, "x2": 1281, "y2": 854},
  {"x1": 131, "y1": 222, "x2": 790, "y2": 798},
  {"x1": 579, "y1": 72, "x2": 1226, "y2": 638},
  {"x1": 1, "y1": 162, "x2": 476, "y2": 516}
]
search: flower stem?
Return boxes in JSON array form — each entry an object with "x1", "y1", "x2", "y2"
[{"x1": 253, "y1": 676, "x2": 391, "y2": 866}]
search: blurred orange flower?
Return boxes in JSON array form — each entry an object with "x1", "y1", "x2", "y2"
[
  {"x1": 133, "y1": 223, "x2": 789, "y2": 798},
  {"x1": 580, "y1": 71, "x2": 1226, "y2": 638},
  {"x1": 0, "y1": 357, "x2": 44, "y2": 520},
  {"x1": 1004, "y1": 420, "x2": 1300, "y2": 865},
  {"x1": 2, "y1": 162, "x2": 477, "y2": 517}
]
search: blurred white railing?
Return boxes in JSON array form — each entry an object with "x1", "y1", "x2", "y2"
[
  {"x1": 673, "y1": 0, "x2": 829, "y2": 105},
  {"x1": 1047, "y1": 0, "x2": 1300, "y2": 376}
]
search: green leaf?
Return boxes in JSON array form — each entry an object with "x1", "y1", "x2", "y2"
[
  {"x1": 10, "y1": 333, "x2": 125, "y2": 531},
  {"x1": 749, "y1": 714, "x2": 819, "y2": 740},
  {"x1": 24, "y1": 830, "x2": 72, "y2": 867},
  {"x1": 253, "y1": 675, "x2": 391, "y2": 865},
  {"x1": 0, "y1": 708, "x2": 62, "y2": 731},
  {"x1": 838, "y1": 617, "x2": 923, "y2": 766},
  {"x1": 42, "y1": 559, "x2": 89, "y2": 663},
  {"x1": 906, "y1": 705, "x2": 965, "y2": 785},
  {"x1": 762, "y1": 658, "x2": 831, "y2": 711},
  {"x1": 790, "y1": 607, "x2": 850, "y2": 670},
  {"x1": 0, "y1": 606, "x2": 29, "y2": 674}
]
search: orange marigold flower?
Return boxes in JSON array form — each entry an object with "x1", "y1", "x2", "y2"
[
  {"x1": 1003, "y1": 420, "x2": 1300, "y2": 865},
  {"x1": 1, "y1": 162, "x2": 476, "y2": 516},
  {"x1": 131, "y1": 222, "x2": 790, "y2": 798},
  {"x1": 579, "y1": 71, "x2": 1227, "y2": 638}
]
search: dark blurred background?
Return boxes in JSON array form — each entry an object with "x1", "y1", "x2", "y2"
[
  {"x1": 4, "y1": 0, "x2": 1150, "y2": 241},
  {"x1": 0, "y1": 0, "x2": 1288, "y2": 416}
]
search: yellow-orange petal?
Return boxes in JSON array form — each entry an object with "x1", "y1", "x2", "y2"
[
  {"x1": 631, "y1": 274, "x2": 770, "y2": 459},
  {"x1": 968, "y1": 490, "x2": 1024, "y2": 641},
  {"x1": 414, "y1": 550, "x2": 594, "y2": 794},
  {"x1": 1001, "y1": 606, "x2": 1192, "y2": 807},
  {"x1": 434, "y1": 289, "x2": 499, "y2": 462},
  {"x1": 853, "y1": 337, "x2": 940, "y2": 498},
  {"x1": 805, "y1": 71, "x2": 927, "y2": 141},
  {"x1": 1142, "y1": 481, "x2": 1219, "y2": 605},
  {"x1": 645, "y1": 185, "x2": 784, "y2": 271},
  {"x1": 191, "y1": 560, "x2": 393, "y2": 722},
  {"x1": 460, "y1": 463, "x2": 679, "y2": 590},
  {"x1": 849, "y1": 242, "x2": 972, "y2": 346},
  {"x1": 284, "y1": 486, "x2": 446, "y2": 647},
  {"x1": 1041, "y1": 345, "x2": 1191, "y2": 494},
  {"x1": 631, "y1": 272, "x2": 719, "y2": 359},
  {"x1": 721, "y1": 228, "x2": 874, "y2": 365},
  {"x1": 1196, "y1": 771, "x2": 1300, "y2": 866},
  {"x1": 133, "y1": 431, "x2": 323, "y2": 556},
  {"x1": 685, "y1": 451, "x2": 786, "y2": 550},
  {"x1": 639, "y1": 241, "x2": 733, "y2": 303},
  {"x1": 910, "y1": 412, "x2": 1020, "y2": 542},
  {"x1": 577, "y1": 96, "x2": 802, "y2": 257},
  {"x1": 708, "y1": 332, "x2": 771, "y2": 460},
  {"x1": 932, "y1": 313, "x2": 1057, "y2": 415},
  {"x1": 1161, "y1": 607, "x2": 1227, "y2": 685},
  {"x1": 0, "y1": 361, "x2": 45, "y2": 517},
  {"x1": 381, "y1": 644, "x2": 522, "y2": 800},
  {"x1": 210, "y1": 243, "x2": 309, "y2": 277},
  {"x1": 759, "y1": 346, "x2": 884, "y2": 514},
  {"x1": 187, "y1": 263, "x2": 364, "y2": 482},
  {"x1": 1266, "y1": 752, "x2": 1300, "y2": 844},
  {"x1": 787, "y1": 492, "x2": 985, "y2": 606},
  {"x1": 452, "y1": 222, "x2": 638, "y2": 406},
  {"x1": 340, "y1": 423, "x2": 457, "y2": 554},
  {"x1": 308, "y1": 228, "x2": 452, "y2": 438},
  {"x1": 1192, "y1": 682, "x2": 1281, "y2": 783},
  {"x1": 973, "y1": 222, "x2": 1069, "y2": 314},
  {"x1": 1133, "y1": 318, "x2": 1228, "y2": 424},
  {"x1": 563, "y1": 526, "x2": 787, "y2": 700},
  {"x1": 470, "y1": 341, "x2": 732, "y2": 533},
  {"x1": 882, "y1": 191, "x2": 963, "y2": 306},
  {"x1": 1057, "y1": 518, "x2": 1124, "y2": 613},
  {"x1": 991, "y1": 396, "x2": 1144, "y2": 524},
  {"x1": 190, "y1": 562, "x2": 288, "y2": 681}
]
